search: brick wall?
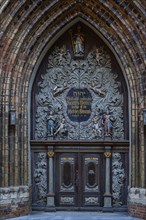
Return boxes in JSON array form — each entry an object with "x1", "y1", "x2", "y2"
[
  {"x1": 128, "y1": 188, "x2": 146, "y2": 220},
  {"x1": 0, "y1": 186, "x2": 31, "y2": 220}
]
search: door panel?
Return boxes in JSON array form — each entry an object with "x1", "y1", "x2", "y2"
[
  {"x1": 82, "y1": 155, "x2": 100, "y2": 206},
  {"x1": 56, "y1": 153, "x2": 77, "y2": 206},
  {"x1": 55, "y1": 152, "x2": 103, "y2": 207}
]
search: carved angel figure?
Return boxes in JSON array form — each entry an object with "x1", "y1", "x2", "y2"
[
  {"x1": 53, "y1": 82, "x2": 68, "y2": 97},
  {"x1": 89, "y1": 81, "x2": 106, "y2": 97},
  {"x1": 92, "y1": 116, "x2": 102, "y2": 137},
  {"x1": 54, "y1": 117, "x2": 68, "y2": 138}
]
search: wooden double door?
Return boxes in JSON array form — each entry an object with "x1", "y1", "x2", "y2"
[{"x1": 55, "y1": 152, "x2": 104, "y2": 209}]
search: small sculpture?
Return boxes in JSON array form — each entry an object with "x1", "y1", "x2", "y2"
[
  {"x1": 95, "y1": 48, "x2": 101, "y2": 64},
  {"x1": 54, "y1": 117, "x2": 68, "y2": 138},
  {"x1": 102, "y1": 107, "x2": 115, "y2": 136},
  {"x1": 89, "y1": 81, "x2": 106, "y2": 97},
  {"x1": 70, "y1": 26, "x2": 84, "y2": 58},
  {"x1": 58, "y1": 45, "x2": 66, "y2": 65},
  {"x1": 92, "y1": 116, "x2": 102, "y2": 137},
  {"x1": 53, "y1": 82, "x2": 68, "y2": 97},
  {"x1": 47, "y1": 111, "x2": 56, "y2": 136}
]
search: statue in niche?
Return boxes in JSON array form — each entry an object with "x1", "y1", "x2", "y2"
[
  {"x1": 54, "y1": 117, "x2": 68, "y2": 138},
  {"x1": 47, "y1": 111, "x2": 56, "y2": 136},
  {"x1": 102, "y1": 107, "x2": 115, "y2": 136},
  {"x1": 70, "y1": 26, "x2": 84, "y2": 57}
]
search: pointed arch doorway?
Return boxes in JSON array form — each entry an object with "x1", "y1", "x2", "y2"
[{"x1": 30, "y1": 22, "x2": 129, "y2": 211}]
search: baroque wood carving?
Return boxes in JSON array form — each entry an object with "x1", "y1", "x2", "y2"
[{"x1": 34, "y1": 34, "x2": 124, "y2": 140}]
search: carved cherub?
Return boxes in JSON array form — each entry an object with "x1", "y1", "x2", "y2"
[
  {"x1": 54, "y1": 117, "x2": 68, "y2": 138},
  {"x1": 92, "y1": 116, "x2": 102, "y2": 137},
  {"x1": 89, "y1": 81, "x2": 106, "y2": 97},
  {"x1": 53, "y1": 81, "x2": 68, "y2": 97},
  {"x1": 58, "y1": 45, "x2": 66, "y2": 64}
]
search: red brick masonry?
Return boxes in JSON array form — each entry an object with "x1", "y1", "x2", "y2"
[{"x1": 128, "y1": 188, "x2": 146, "y2": 220}]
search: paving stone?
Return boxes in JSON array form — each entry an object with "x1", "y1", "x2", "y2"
[{"x1": 8, "y1": 211, "x2": 143, "y2": 220}]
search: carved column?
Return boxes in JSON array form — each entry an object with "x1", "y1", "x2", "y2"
[
  {"x1": 46, "y1": 147, "x2": 55, "y2": 211},
  {"x1": 103, "y1": 147, "x2": 113, "y2": 212}
]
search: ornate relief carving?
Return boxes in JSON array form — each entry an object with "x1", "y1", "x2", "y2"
[
  {"x1": 60, "y1": 196, "x2": 74, "y2": 204},
  {"x1": 61, "y1": 157, "x2": 74, "y2": 164},
  {"x1": 104, "y1": 152, "x2": 112, "y2": 158},
  {"x1": 47, "y1": 151, "x2": 54, "y2": 158},
  {"x1": 85, "y1": 185, "x2": 99, "y2": 192},
  {"x1": 34, "y1": 153, "x2": 47, "y2": 204},
  {"x1": 60, "y1": 185, "x2": 74, "y2": 192},
  {"x1": 85, "y1": 197, "x2": 99, "y2": 205},
  {"x1": 34, "y1": 44, "x2": 124, "y2": 140},
  {"x1": 85, "y1": 157, "x2": 98, "y2": 164},
  {"x1": 112, "y1": 153, "x2": 125, "y2": 206}
]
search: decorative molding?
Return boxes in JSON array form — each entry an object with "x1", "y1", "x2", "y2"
[
  {"x1": 85, "y1": 185, "x2": 98, "y2": 192},
  {"x1": 47, "y1": 151, "x2": 54, "y2": 158},
  {"x1": 85, "y1": 197, "x2": 99, "y2": 205},
  {"x1": 104, "y1": 152, "x2": 111, "y2": 158},
  {"x1": 60, "y1": 196, "x2": 74, "y2": 204},
  {"x1": 85, "y1": 157, "x2": 98, "y2": 164}
]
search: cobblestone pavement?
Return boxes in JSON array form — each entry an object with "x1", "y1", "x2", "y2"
[{"x1": 8, "y1": 211, "x2": 143, "y2": 220}]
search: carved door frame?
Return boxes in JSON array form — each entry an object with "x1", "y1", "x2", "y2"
[{"x1": 31, "y1": 141, "x2": 129, "y2": 210}]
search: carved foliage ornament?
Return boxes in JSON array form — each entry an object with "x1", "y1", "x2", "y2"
[
  {"x1": 85, "y1": 197, "x2": 99, "y2": 205},
  {"x1": 34, "y1": 39, "x2": 124, "y2": 140},
  {"x1": 33, "y1": 153, "x2": 47, "y2": 204},
  {"x1": 112, "y1": 153, "x2": 125, "y2": 206}
]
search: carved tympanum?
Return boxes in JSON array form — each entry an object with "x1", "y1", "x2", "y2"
[{"x1": 34, "y1": 45, "x2": 124, "y2": 140}]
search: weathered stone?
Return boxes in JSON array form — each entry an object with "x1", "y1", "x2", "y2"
[
  {"x1": 0, "y1": 186, "x2": 30, "y2": 219},
  {"x1": 128, "y1": 188, "x2": 146, "y2": 219}
]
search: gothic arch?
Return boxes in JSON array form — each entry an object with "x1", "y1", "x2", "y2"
[
  {"x1": 0, "y1": 0, "x2": 145, "y2": 194},
  {"x1": 28, "y1": 16, "x2": 143, "y2": 191}
]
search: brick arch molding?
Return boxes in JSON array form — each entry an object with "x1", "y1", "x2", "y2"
[{"x1": 0, "y1": 1, "x2": 145, "y2": 218}]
